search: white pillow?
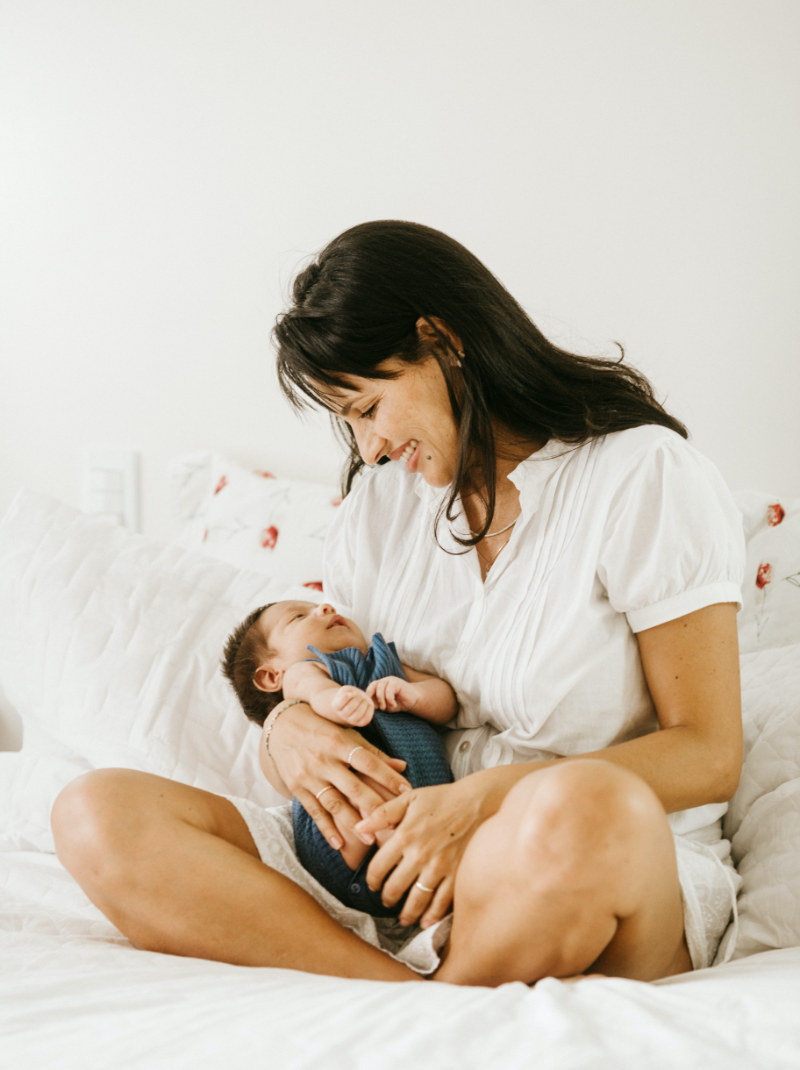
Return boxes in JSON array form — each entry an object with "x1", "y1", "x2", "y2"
[
  {"x1": 169, "y1": 451, "x2": 342, "y2": 587},
  {"x1": 719, "y1": 643, "x2": 800, "y2": 960},
  {"x1": 734, "y1": 490, "x2": 800, "y2": 654},
  {"x1": 0, "y1": 490, "x2": 325, "y2": 851}
]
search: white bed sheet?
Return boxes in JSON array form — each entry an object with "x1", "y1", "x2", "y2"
[{"x1": 2, "y1": 848, "x2": 799, "y2": 1070}]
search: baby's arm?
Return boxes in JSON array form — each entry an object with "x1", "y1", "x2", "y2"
[
  {"x1": 366, "y1": 665, "x2": 457, "y2": 725},
  {"x1": 283, "y1": 660, "x2": 374, "y2": 727}
]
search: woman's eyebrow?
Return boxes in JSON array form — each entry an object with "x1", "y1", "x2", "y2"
[
  {"x1": 330, "y1": 393, "x2": 358, "y2": 418},
  {"x1": 315, "y1": 382, "x2": 358, "y2": 417}
]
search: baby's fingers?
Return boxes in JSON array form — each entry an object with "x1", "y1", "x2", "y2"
[
  {"x1": 365, "y1": 680, "x2": 385, "y2": 707},
  {"x1": 366, "y1": 677, "x2": 403, "y2": 711}
]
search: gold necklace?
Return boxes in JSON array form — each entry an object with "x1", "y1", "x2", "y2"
[{"x1": 480, "y1": 515, "x2": 520, "y2": 538}]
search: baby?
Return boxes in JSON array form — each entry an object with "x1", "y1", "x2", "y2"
[{"x1": 222, "y1": 599, "x2": 456, "y2": 917}]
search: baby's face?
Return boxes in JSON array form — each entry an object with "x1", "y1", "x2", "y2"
[{"x1": 257, "y1": 601, "x2": 367, "y2": 671}]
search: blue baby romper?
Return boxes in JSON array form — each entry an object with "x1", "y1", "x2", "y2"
[{"x1": 292, "y1": 632, "x2": 453, "y2": 917}]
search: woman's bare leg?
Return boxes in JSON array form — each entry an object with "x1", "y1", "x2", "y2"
[
  {"x1": 434, "y1": 760, "x2": 691, "y2": 986},
  {"x1": 51, "y1": 768, "x2": 418, "y2": 981}
]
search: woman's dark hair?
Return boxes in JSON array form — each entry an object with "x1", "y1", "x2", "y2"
[{"x1": 273, "y1": 220, "x2": 687, "y2": 543}]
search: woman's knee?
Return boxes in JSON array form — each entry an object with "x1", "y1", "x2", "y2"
[
  {"x1": 52, "y1": 768, "x2": 259, "y2": 883},
  {"x1": 500, "y1": 760, "x2": 667, "y2": 880},
  {"x1": 52, "y1": 768, "x2": 147, "y2": 878}
]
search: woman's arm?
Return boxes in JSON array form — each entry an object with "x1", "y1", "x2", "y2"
[
  {"x1": 356, "y1": 602, "x2": 742, "y2": 925},
  {"x1": 600, "y1": 601, "x2": 742, "y2": 808}
]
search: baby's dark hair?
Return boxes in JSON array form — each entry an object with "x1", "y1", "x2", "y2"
[{"x1": 221, "y1": 603, "x2": 282, "y2": 727}]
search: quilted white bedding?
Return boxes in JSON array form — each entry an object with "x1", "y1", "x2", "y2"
[
  {"x1": 1, "y1": 455, "x2": 800, "y2": 1068},
  {"x1": 2, "y1": 849, "x2": 799, "y2": 1068}
]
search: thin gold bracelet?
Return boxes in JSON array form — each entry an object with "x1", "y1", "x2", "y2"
[{"x1": 263, "y1": 699, "x2": 306, "y2": 759}]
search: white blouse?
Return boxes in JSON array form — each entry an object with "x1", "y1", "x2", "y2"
[{"x1": 324, "y1": 425, "x2": 745, "y2": 834}]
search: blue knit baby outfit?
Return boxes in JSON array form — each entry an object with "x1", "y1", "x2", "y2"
[{"x1": 292, "y1": 633, "x2": 453, "y2": 917}]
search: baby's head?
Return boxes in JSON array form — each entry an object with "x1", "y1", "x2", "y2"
[{"x1": 221, "y1": 600, "x2": 367, "y2": 726}]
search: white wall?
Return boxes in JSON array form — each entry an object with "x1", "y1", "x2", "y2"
[{"x1": 2, "y1": 0, "x2": 799, "y2": 538}]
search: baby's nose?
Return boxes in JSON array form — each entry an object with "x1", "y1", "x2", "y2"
[{"x1": 316, "y1": 603, "x2": 335, "y2": 616}]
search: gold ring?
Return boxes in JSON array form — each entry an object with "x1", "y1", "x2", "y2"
[
  {"x1": 414, "y1": 881, "x2": 435, "y2": 894},
  {"x1": 347, "y1": 745, "x2": 365, "y2": 766},
  {"x1": 315, "y1": 785, "x2": 335, "y2": 802}
]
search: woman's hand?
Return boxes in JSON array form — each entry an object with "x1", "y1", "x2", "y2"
[
  {"x1": 261, "y1": 701, "x2": 412, "y2": 852},
  {"x1": 354, "y1": 776, "x2": 500, "y2": 929}
]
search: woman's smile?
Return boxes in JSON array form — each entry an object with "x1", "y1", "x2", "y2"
[
  {"x1": 390, "y1": 439, "x2": 420, "y2": 470},
  {"x1": 328, "y1": 358, "x2": 458, "y2": 488}
]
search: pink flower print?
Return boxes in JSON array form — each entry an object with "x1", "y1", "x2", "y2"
[
  {"x1": 303, "y1": 581, "x2": 324, "y2": 592},
  {"x1": 214, "y1": 475, "x2": 228, "y2": 495},
  {"x1": 755, "y1": 562, "x2": 773, "y2": 589},
  {"x1": 261, "y1": 525, "x2": 279, "y2": 550},
  {"x1": 767, "y1": 503, "x2": 785, "y2": 527},
  {"x1": 254, "y1": 470, "x2": 275, "y2": 479}
]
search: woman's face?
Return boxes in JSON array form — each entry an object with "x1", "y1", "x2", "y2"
[{"x1": 321, "y1": 356, "x2": 460, "y2": 488}]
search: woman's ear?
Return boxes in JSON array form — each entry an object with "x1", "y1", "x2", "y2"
[
  {"x1": 253, "y1": 663, "x2": 283, "y2": 693},
  {"x1": 416, "y1": 315, "x2": 463, "y2": 361}
]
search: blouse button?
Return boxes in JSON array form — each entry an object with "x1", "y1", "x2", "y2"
[
  {"x1": 350, "y1": 882, "x2": 361, "y2": 894},
  {"x1": 459, "y1": 740, "x2": 471, "y2": 753}
]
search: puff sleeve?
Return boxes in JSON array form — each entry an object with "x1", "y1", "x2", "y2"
[{"x1": 596, "y1": 431, "x2": 745, "y2": 633}]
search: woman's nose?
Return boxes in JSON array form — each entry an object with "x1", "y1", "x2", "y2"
[{"x1": 354, "y1": 425, "x2": 386, "y2": 467}]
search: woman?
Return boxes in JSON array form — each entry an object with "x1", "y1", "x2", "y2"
[{"x1": 52, "y1": 221, "x2": 744, "y2": 985}]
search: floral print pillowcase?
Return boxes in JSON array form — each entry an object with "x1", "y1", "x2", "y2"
[
  {"x1": 735, "y1": 490, "x2": 800, "y2": 654},
  {"x1": 166, "y1": 457, "x2": 799, "y2": 653},
  {"x1": 169, "y1": 452, "x2": 341, "y2": 590}
]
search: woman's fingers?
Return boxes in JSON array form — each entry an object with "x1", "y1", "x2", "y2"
[
  {"x1": 294, "y1": 786, "x2": 348, "y2": 851},
  {"x1": 419, "y1": 877, "x2": 454, "y2": 928},
  {"x1": 380, "y1": 854, "x2": 455, "y2": 927},
  {"x1": 297, "y1": 752, "x2": 411, "y2": 850},
  {"x1": 398, "y1": 874, "x2": 454, "y2": 928},
  {"x1": 378, "y1": 847, "x2": 431, "y2": 911},
  {"x1": 356, "y1": 774, "x2": 400, "y2": 807},
  {"x1": 345, "y1": 742, "x2": 410, "y2": 800},
  {"x1": 355, "y1": 793, "x2": 413, "y2": 846},
  {"x1": 357, "y1": 781, "x2": 485, "y2": 922}
]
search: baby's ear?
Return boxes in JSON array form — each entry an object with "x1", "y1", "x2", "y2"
[{"x1": 253, "y1": 663, "x2": 283, "y2": 693}]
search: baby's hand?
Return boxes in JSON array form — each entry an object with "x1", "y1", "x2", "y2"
[
  {"x1": 365, "y1": 676, "x2": 419, "y2": 713},
  {"x1": 330, "y1": 685, "x2": 375, "y2": 727}
]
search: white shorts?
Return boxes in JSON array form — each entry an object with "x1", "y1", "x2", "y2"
[
  {"x1": 675, "y1": 830, "x2": 742, "y2": 969},
  {"x1": 226, "y1": 795, "x2": 741, "y2": 975}
]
